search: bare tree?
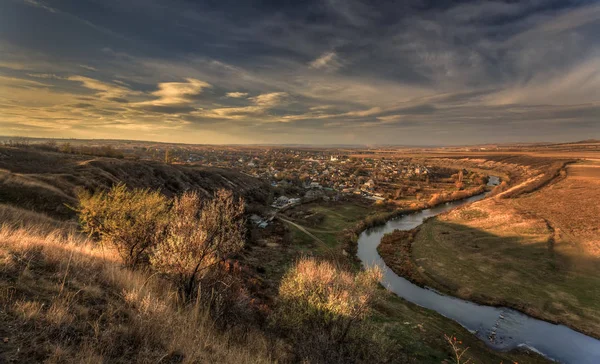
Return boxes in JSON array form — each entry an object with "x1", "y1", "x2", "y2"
[{"x1": 151, "y1": 190, "x2": 245, "y2": 300}]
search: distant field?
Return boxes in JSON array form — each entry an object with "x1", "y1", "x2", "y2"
[
  {"x1": 514, "y1": 161, "x2": 600, "y2": 258},
  {"x1": 349, "y1": 150, "x2": 600, "y2": 160},
  {"x1": 568, "y1": 163, "x2": 600, "y2": 179},
  {"x1": 411, "y1": 161, "x2": 600, "y2": 338},
  {"x1": 282, "y1": 201, "x2": 372, "y2": 253}
]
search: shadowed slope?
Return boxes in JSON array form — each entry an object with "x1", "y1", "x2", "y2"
[{"x1": 0, "y1": 146, "x2": 269, "y2": 219}]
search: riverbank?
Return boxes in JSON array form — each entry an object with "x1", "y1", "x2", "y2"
[
  {"x1": 357, "y1": 192, "x2": 600, "y2": 363},
  {"x1": 377, "y1": 215, "x2": 568, "y2": 327},
  {"x1": 342, "y1": 184, "x2": 489, "y2": 264},
  {"x1": 278, "y1": 198, "x2": 548, "y2": 363},
  {"x1": 409, "y1": 188, "x2": 600, "y2": 341},
  {"x1": 377, "y1": 229, "x2": 426, "y2": 286}
]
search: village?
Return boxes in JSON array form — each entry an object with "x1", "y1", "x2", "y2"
[
  {"x1": 164, "y1": 147, "x2": 448, "y2": 199},
  {"x1": 42, "y1": 142, "x2": 485, "y2": 207},
  {"x1": 140, "y1": 147, "x2": 489, "y2": 228}
]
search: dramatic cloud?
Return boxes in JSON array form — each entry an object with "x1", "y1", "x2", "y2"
[
  {"x1": 250, "y1": 92, "x2": 288, "y2": 107},
  {"x1": 0, "y1": 0, "x2": 599, "y2": 144},
  {"x1": 144, "y1": 78, "x2": 211, "y2": 106},
  {"x1": 226, "y1": 92, "x2": 248, "y2": 98}
]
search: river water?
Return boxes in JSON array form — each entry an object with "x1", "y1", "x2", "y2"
[{"x1": 356, "y1": 177, "x2": 600, "y2": 363}]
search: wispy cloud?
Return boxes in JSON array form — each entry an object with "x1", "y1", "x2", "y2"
[
  {"x1": 26, "y1": 73, "x2": 61, "y2": 79},
  {"x1": 199, "y1": 92, "x2": 289, "y2": 121},
  {"x1": 249, "y1": 92, "x2": 288, "y2": 107},
  {"x1": 309, "y1": 52, "x2": 343, "y2": 71},
  {"x1": 67, "y1": 76, "x2": 135, "y2": 99},
  {"x1": 78, "y1": 64, "x2": 98, "y2": 72},
  {"x1": 21, "y1": 0, "x2": 57, "y2": 13}
]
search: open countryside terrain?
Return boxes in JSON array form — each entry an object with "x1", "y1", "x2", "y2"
[
  {"x1": 3, "y1": 0, "x2": 600, "y2": 361},
  {"x1": 408, "y1": 158, "x2": 600, "y2": 338},
  {"x1": 0, "y1": 143, "x2": 551, "y2": 363}
]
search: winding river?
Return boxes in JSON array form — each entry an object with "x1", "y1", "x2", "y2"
[{"x1": 357, "y1": 177, "x2": 600, "y2": 363}]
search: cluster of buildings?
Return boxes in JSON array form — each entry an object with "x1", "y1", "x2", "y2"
[
  {"x1": 137, "y1": 146, "x2": 444, "y2": 201},
  {"x1": 271, "y1": 195, "x2": 302, "y2": 209},
  {"x1": 249, "y1": 153, "x2": 434, "y2": 200}
]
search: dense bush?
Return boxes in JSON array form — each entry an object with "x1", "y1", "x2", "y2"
[
  {"x1": 77, "y1": 186, "x2": 254, "y2": 330},
  {"x1": 427, "y1": 185, "x2": 485, "y2": 207},
  {"x1": 77, "y1": 183, "x2": 170, "y2": 268},
  {"x1": 150, "y1": 190, "x2": 246, "y2": 300},
  {"x1": 275, "y1": 257, "x2": 381, "y2": 361}
]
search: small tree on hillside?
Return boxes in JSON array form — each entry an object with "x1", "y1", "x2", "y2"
[
  {"x1": 77, "y1": 183, "x2": 170, "y2": 268},
  {"x1": 276, "y1": 257, "x2": 381, "y2": 356},
  {"x1": 151, "y1": 190, "x2": 245, "y2": 300},
  {"x1": 455, "y1": 170, "x2": 465, "y2": 190}
]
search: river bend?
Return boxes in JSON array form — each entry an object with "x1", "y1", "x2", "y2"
[{"x1": 356, "y1": 178, "x2": 600, "y2": 363}]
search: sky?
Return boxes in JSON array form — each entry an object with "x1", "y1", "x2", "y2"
[{"x1": 1, "y1": 0, "x2": 599, "y2": 145}]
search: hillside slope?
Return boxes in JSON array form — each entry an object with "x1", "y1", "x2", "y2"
[
  {"x1": 0, "y1": 147, "x2": 269, "y2": 219},
  {"x1": 0, "y1": 206, "x2": 275, "y2": 363}
]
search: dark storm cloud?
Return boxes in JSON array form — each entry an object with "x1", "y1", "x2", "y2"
[{"x1": 0, "y1": 0, "x2": 598, "y2": 144}]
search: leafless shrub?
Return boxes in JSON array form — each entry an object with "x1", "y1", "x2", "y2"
[
  {"x1": 427, "y1": 186, "x2": 485, "y2": 207},
  {"x1": 488, "y1": 180, "x2": 509, "y2": 197},
  {"x1": 150, "y1": 190, "x2": 246, "y2": 301},
  {"x1": 444, "y1": 334, "x2": 472, "y2": 364}
]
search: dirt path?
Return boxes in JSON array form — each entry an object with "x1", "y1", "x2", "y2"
[{"x1": 276, "y1": 216, "x2": 327, "y2": 246}]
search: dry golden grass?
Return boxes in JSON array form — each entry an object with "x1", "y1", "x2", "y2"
[
  {"x1": 0, "y1": 204, "x2": 74, "y2": 233},
  {"x1": 0, "y1": 222, "x2": 278, "y2": 363},
  {"x1": 513, "y1": 162, "x2": 600, "y2": 259},
  {"x1": 408, "y1": 163, "x2": 600, "y2": 338}
]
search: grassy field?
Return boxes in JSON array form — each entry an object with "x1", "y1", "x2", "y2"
[
  {"x1": 281, "y1": 201, "x2": 373, "y2": 253},
  {"x1": 280, "y1": 200, "x2": 548, "y2": 363},
  {"x1": 410, "y1": 160, "x2": 600, "y2": 338}
]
